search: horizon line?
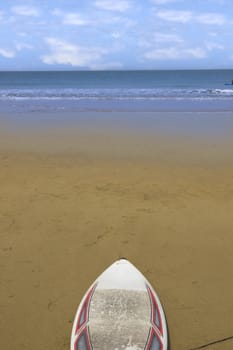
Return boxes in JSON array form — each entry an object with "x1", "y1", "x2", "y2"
[{"x1": 0, "y1": 68, "x2": 233, "y2": 72}]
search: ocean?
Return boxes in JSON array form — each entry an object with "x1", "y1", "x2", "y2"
[{"x1": 1, "y1": 70, "x2": 233, "y2": 112}]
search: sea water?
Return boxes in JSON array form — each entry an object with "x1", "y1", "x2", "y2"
[{"x1": 0, "y1": 70, "x2": 233, "y2": 112}]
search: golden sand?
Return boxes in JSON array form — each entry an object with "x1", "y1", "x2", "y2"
[{"x1": 0, "y1": 112, "x2": 233, "y2": 350}]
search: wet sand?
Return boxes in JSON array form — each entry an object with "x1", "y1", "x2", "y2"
[{"x1": 0, "y1": 111, "x2": 233, "y2": 350}]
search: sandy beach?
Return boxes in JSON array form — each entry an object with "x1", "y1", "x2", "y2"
[{"x1": 1, "y1": 111, "x2": 233, "y2": 350}]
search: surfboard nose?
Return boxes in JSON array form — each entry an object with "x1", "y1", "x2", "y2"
[{"x1": 97, "y1": 259, "x2": 146, "y2": 290}]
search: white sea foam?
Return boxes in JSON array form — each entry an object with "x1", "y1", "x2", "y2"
[{"x1": 0, "y1": 87, "x2": 232, "y2": 100}]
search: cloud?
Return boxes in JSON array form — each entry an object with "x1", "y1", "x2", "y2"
[
  {"x1": 156, "y1": 10, "x2": 192, "y2": 23},
  {"x1": 52, "y1": 9, "x2": 88, "y2": 26},
  {"x1": 151, "y1": 0, "x2": 180, "y2": 4},
  {"x1": 139, "y1": 33, "x2": 183, "y2": 49},
  {"x1": 196, "y1": 13, "x2": 225, "y2": 25},
  {"x1": 205, "y1": 42, "x2": 224, "y2": 51},
  {"x1": 106, "y1": 15, "x2": 135, "y2": 27},
  {"x1": 52, "y1": 8, "x2": 135, "y2": 29},
  {"x1": 144, "y1": 46, "x2": 206, "y2": 60},
  {"x1": 62, "y1": 13, "x2": 88, "y2": 26},
  {"x1": 0, "y1": 48, "x2": 15, "y2": 58},
  {"x1": 152, "y1": 33, "x2": 183, "y2": 43},
  {"x1": 155, "y1": 10, "x2": 226, "y2": 26},
  {"x1": 94, "y1": 0, "x2": 131, "y2": 12},
  {"x1": 16, "y1": 43, "x2": 33, "y2": 51},
  {"x1": 111, "y1": 32, "x2": 122, "y2": 39},
  {"x1": 185, "y1": 48, "x2": 207, "y2": 58},
  {"x1": 42, "y1": 38, "x2": 107, "y2": 67},
  {"x1": 90, "y1": 62, "x2": 124, "y2": 70},
  {"x1": 208, "y1": 0, "x2": 228, "y2": 4},
  {"x1": 17, "y1": 32, "x2": 28, "y2": 37},
  {"x1": 11, "y1": 6, "x2": 40, "y2": 17},
  {"x1": 208, "y1": 32, "x2": 218, "y2": 37},
  {"x1": 51, "y1": 8, "x2": 62, "y2": 16}
]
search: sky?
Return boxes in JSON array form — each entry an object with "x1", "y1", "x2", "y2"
[{"x1": 0, "y1": 0, "x2": 233, "y2": 70}]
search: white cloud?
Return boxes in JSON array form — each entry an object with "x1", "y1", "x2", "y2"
[
  {"x1": 111, "y1": 32, "x2": 122, "y2": 39},
  {"x1": 139, "y1": 33, "x2": 183, "y2": 49},
  {"x1": 196, "y1": 13, "x2": 225, "y2": 25},
  {"x1": 208, "y1": 32, "x2": 218, "y2": 37},
  {"x1": 151, "y1": 0, "x2": 180, "y2": 4},
  {"x1": 52, "y1": 8, "x2": 134, "y2": 28},
  {"x1": 90, "y1": 62, "x2": 124, "y2": 70},
  {"x1": 17, "y1": 32, "x2": 27, "y2": 37},
  {"x1": 205, "y1": 42, "x2": 224, "y2": 51},
  {"x1": 16, "y1": 43, "x2": 33, "y2": 51},
  {"x1": 144, "y1": 46, "x2": 206, "y2": 60},
  {"x1": 94, "y1": 0, "x2": 131, "y2": 12},
  {"x1": 0, "y1": 48, "x2": 15, "y2": 58},
  {"x1": 156, "y1": 10, "x2": 192, "y2": 23},
  {"x1": 11, "y1": 6, "x2": 40, "y2": 17},
  {"x1": 107, "y1": 16, "x2": 135, "y2": 27},
  {"x1": 42, "y1": 38, "x2": 107, "y2": 67},
  {"x1": 52, "y1": 9, "x2": 88, "y2": 26},
  {"x1": 63, "y1": 13, "x2": 88, "y2": 26},
  {"x1": 185, "y1": 48, "x2": 207, "y2": 58},
  {"x1": 155, "y1": 10, "x2": 226, "y2": 26},
  {"x1": 152, "y1": 33, "x2": 183, "y2": 43},
  {"x1": 208, "y1": 0, "x2": 228, "y2": 4},
  {"x1": 51, "y1": 8, "x2": 62, "y2": 16}
]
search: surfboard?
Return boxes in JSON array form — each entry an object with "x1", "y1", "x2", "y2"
[{"x1": 71, "y1": 259, "x2": 169, "y2": 350}]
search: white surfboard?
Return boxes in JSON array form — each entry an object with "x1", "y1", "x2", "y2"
[{"x1": 71, "y1": 259, "x2": 169, "y2": 350}]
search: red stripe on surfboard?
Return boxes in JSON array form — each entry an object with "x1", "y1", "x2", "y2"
[
  {"x1": 74, "y1": 327, "x2": 92, "y2": 350},
  {"x1": 75, "y1": 283, "x2": 97, "y2": 335},
  {"x1": 147, "y1": 285, "x2": 163, "y2": 336},
  {"x1": 146, "y1": 327, "x2": 163, "y2": 350}
]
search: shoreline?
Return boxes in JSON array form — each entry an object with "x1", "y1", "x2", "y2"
[
  {"x1": 1, "y1": 97, "x2": 233, "y2": 113},
  {"x1": 0, "y1": 111, "x2": 233, "y2": 165}
]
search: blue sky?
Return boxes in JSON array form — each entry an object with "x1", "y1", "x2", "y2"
[{"x1": 0, "y1": 0, "x2": 233, "y2": 70}]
